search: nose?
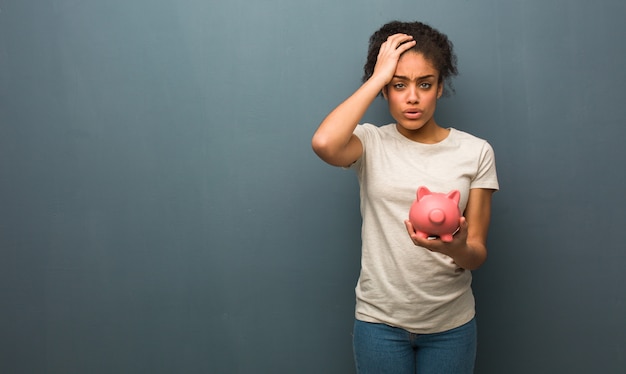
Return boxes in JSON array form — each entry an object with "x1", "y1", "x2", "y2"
[{"x1": 407, "y1": 86, "x2": 419, "y2": 103}]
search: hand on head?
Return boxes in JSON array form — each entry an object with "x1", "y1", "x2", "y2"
[{"x1": 371, "y1": 34, "x2": 416, "y2": 86}]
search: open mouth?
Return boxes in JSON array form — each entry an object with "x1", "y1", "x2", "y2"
[{"x1": 404, "y1": 110, "x2": 422, "y2": 119}]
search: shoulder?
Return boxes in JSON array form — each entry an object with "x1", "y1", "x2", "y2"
[
  {"x1": 354, "y1": 123, "x2": 392, "y2": 134},
  {"x1": 449, "y1": 128, "x2": 488, "y2": 144},
  {"x1": 354, "y1": 123, "x2": 397, "y2": 142},
  {"x1": 449, "y1": 128, "x2": 495, "y2": 153}
]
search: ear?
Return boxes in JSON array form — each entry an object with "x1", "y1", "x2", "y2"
[
  {"x1": 381, "y1": 85, "x2": 389, "y2": 100},
  {"x1": 446, "y1": 189, "x2": 460, "y2": 205},
  {"x1": 437, "y1": 83, "x2": 443, "y2": 99},
  {"x1": 417, "y1": 186, "x2": 431, "y2": 201}
]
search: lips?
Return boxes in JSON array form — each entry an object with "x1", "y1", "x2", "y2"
[{"x1": 403, "y1": 109, "x2": 423, "y2": 120}]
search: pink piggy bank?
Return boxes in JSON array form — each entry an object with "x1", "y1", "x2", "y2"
[{"x1": 408, "y1": 186, "x2": 461, "y2": 242}]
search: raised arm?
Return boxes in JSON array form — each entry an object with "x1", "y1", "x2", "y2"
[{"x1": 311, "y1": 34, "x2": 416, "y2": 167}]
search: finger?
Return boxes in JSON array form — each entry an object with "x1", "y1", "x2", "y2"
[
  {"x1": 404, "y1": 219, "x2": 415, "y2": 234},
  {"x1": 404, "y1": 220, "x2": 422, "y2": 246},
  {"x1": 381, "y1": 34, "x2": 413, "y2": 51},
  {"x1": 459, "y1": 216, "x2": 468, "y2": 231},
  {"x1": 415, "y1": 236, "x2": 445, "y2": 252},
  {"x1": 396, "y1": 39, "x2": 416, "y2": 53},
  {"x1": 405, "y1": 220, "x2": 438, "y2": 247},
  {"x1": 387, "y1": 33, "x2": 413, "y2": 43},
  {"x1": 388, "y1": 34, "x2": 415, "y2": 51}
]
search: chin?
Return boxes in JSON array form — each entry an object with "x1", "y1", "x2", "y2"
[{"x1": 398, "y1": 122, "x2": 427, "y2": 132}]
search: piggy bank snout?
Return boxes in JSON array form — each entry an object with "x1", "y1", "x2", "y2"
[{"x1": 428, "y1": 209, "x2": 446, "y2": 225}]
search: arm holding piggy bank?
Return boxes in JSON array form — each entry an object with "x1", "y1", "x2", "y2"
[{"x1": 405, "y1": 186, "x2": 494, "y2": 271}]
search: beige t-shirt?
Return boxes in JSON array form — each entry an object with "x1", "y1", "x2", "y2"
[{"x1": 351, "y1": 124, "x2": 499, "y2": 334}]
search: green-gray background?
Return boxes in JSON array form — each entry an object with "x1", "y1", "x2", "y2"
[{"x1": 1, "y1": 1, "x2": 624, "y2": 373}]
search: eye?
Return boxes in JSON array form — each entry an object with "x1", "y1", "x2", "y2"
[
  {"x1": 419, "y1": 82, "x2": 432, "y2": 89},
  {"x1": 393, "y1": 83, "x2": 406, "y2": 89}
]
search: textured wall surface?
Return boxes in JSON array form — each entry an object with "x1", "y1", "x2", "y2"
[{"x1": 1, "y1": 1, "x2": 624, "y2": 373}]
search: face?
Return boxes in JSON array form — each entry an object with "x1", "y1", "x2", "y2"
[{"x1": 383, "y1": 52, "x2": 443, "y2": 140}]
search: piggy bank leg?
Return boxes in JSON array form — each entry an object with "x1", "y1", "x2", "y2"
[
  {"x1": 415, "y1": 231, "x2": 430, "y2": 240},
  {"x1": 439, "y1": 233, "x2": 454, "y2": 242}
]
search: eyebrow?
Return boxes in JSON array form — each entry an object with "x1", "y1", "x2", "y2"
[{"x1": 392, "y1": 74, "x2": 436, "y2": 81}]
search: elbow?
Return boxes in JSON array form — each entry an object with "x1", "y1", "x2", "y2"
[
  {"x1": 465, "y1": 259, "x2": 486, "y2": 271},
  {"x1": 311, "y1": 133, "x2": 327, "y2": 156},
  {"x1": 460, "y1": 243, "x2": 488, "y2": 271},
  {"x1": 311, "y1": 134, "x2": 336, "y2": 163},
  {"x1": 470, "y1": 252, "x2": 488, "y2": 271},
  {"x1": 311, "y1": 131, "x2": 359, "y2": 167}
]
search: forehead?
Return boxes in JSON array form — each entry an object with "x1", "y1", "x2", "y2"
[{"x1": 395, "y1": 51, "x2": 439, "y2": 78}]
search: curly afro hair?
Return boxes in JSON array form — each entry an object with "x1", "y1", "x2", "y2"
[{"x1": 363, "y1": 21, "x2": 458, "y2": 95}]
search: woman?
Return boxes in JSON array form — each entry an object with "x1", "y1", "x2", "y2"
[{"x1": 311, "y1": 21, "x2": 499, "y2": 373}]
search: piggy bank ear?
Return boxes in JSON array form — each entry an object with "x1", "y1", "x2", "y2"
[
  {"x1": 417, "y1": 186, "x2": 431, "y2": 200},
  {"x1": 447, "y1": 190, "x2": 461, "y2": 205}
]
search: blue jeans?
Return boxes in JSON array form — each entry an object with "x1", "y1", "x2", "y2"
[{"x1": 353, "y1": 318, "x2": 477, "y2": 374}]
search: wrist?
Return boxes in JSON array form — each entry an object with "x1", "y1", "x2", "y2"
[{"x1": 364, "y1": 74, "x2": 390, "y2": 92}]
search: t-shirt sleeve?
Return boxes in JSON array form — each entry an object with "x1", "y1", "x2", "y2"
[
  {"x1": 471, "y1": 141, "x2": 499, "y2": 190},
  {"x1": 347, "y1": 124, "x2": 373, "y2": 171}
]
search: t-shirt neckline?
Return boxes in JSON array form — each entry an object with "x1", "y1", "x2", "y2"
[{"x1": 391, "y1": 124, "x2": 455, "y2": 146}]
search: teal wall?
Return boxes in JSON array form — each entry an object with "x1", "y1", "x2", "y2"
[{"x1": 1, "y1": 1, "x2": 625, "y2": 373}]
